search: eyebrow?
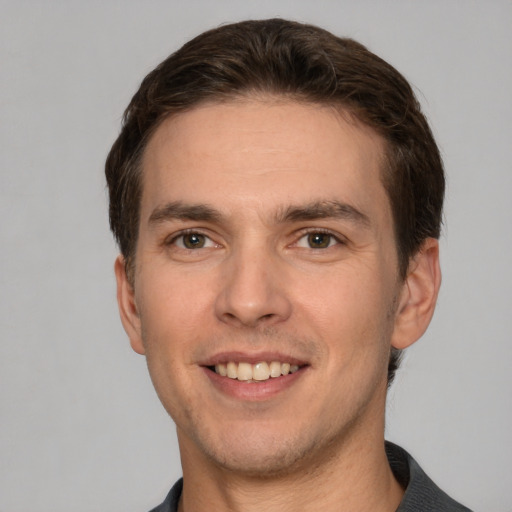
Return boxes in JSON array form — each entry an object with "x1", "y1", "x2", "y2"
[
  {"x1": 148, "y1": 201, "x2": 222, "y2": 225},
  {"x1": 276, "y1": 200, "x2": 371, "y2": 228},
  {"x1": 148, "y1": 199, "x2": 370, "y2": 228}
]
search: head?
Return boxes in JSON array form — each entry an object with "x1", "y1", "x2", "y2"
[
  {"x1": 106, "y1": 18, "x2": 444, "y2": 387},
  {"x1": 107, "y1": 19, "x2": 444, "y2": 478}
]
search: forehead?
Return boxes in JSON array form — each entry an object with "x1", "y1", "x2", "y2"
[{"x1": 140, "y1": 97, "x2": 390, "y2": 226}]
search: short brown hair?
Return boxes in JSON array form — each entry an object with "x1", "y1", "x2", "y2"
[{"x1": 105, "y1": 18, "x2": 445, "y2": 385}]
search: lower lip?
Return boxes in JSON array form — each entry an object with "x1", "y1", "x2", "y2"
[{"x1": 203, "y1": 366, "x2": 306, "y2": 401}]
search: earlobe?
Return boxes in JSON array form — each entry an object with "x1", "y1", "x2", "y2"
[
  {"x1": 391, "y1": 238, "x2": 442, "y2": 350},
  {"x1": 114, "y1": 255, "x2": 146, "y2": 355}
]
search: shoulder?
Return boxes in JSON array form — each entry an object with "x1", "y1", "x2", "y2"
[{"x1": 386, "y1": 442, "x2": 473, "y2": 512}]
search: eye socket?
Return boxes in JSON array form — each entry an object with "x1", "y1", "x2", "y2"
[
  {"x1": 296, "y1": 231, "x2": 340, "y2": 249},
  {"x1": 169, "y1": 230, "x2": 340, "y2": 251},
  {"x1": 173, "y1": 232, "x2": 214, "y2": 250}
]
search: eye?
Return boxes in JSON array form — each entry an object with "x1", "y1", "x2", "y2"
[
  {"x1": 172, "y1": 232, "x2": 215, "y2": 249},
  {"x1": 296, "y1": 231, "x2": 340, "y2": 249}
]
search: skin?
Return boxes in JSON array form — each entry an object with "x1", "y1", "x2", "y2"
[{"x1": 115, "y1": 97, "x2": 441, "y2": 512}]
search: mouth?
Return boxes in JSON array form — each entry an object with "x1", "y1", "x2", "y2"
[{"x1": 208, "y1": 361, "x2": 302, "y2": 382}]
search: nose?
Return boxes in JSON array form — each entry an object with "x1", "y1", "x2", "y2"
[{"x1": 214, "y1": 247, "x2": 292, "y2": 328}]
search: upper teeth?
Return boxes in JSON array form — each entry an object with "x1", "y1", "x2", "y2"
[{"x1": 215, "y1": 361, "x2": 300, "y2": 381}]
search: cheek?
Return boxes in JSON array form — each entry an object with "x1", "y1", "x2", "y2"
[
  {"x1": 135, "y1": 274, "x2": 207, "y2": 416},
  {"x1": 299, "y1": 268, "x2": 385, "y2": 323},
  {"x1": 137, "y1": 266, "x2": 214, "y2": 338},
  {"x1": 295, "y1": 267, "x2": 394, "y2": 361}
]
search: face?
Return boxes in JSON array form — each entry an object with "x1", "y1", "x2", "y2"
[{"x1": 117, "y1": 98, "x2": 423, "y2": 477}]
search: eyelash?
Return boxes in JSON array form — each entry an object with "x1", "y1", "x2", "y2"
[
  {"x1": 294, "y1": 228, "x2": 345, "y2": 249},
  {"x1": 166, "y1": 229, "x2": 217, "y2": 250},
  {"x1": 165, "y1": 228, "x2": 345, "y2": 251}
]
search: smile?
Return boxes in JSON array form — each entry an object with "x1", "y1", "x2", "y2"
[{"x1": 213, "y1": 361, "x2": 301, "y2": 382}]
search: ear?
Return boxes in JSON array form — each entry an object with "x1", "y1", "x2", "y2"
[
  {"x1": 114, "y1": 255, "x2": 146, "y2": 355},
  {"x1": 391, "y1": 238, "x2": 442, "y2": 350}
]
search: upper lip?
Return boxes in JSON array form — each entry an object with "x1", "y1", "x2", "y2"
[{"x1": 198, "y1": 351, "x2": 309, "y2": 367}]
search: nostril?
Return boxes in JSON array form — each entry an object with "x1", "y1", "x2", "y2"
[{"x1": 215, "y1": 281, "x2": 292, "y2": 327}]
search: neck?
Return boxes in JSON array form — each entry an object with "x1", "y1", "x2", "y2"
[{"x1": 177, "y1": 423, "x2": 403, "y2": 512}]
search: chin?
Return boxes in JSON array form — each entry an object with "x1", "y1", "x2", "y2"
[
  {"x1": 207, "y1": 442, "x2": 312, "y2": 478},
  {"x1": 186, "y1": 422, "x2": 340, "y2": 479}
]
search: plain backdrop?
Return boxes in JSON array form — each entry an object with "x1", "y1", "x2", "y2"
[{"x1": 1, "y1": 1, "x2": 511, "y2": 511}]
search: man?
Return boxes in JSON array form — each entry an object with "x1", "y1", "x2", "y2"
[{"x1": 105, "y1": 18, "x2": 472, "y2": 512}]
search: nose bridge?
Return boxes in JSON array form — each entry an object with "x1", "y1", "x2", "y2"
[{"x1": 215, "y1": 236, "x2": 291, "y2": 327}]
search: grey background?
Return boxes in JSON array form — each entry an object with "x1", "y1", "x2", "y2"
[{"x1": 1, "y1": 1, "x2": 511, "y2": 511}]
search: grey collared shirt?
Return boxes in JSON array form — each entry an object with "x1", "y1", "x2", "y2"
[{"x1": 386, "y1": 442, "x2": 472, "y2": 511}]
